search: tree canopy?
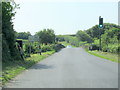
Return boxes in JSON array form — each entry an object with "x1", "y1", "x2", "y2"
[
  {"x1": 85, "y1": 23, "x2": 120, "y2": 39},
  {"x1": 36, "y1": 29, "x2": 55, "y2": 44},
  {"x1": 16, "y1": 32, "x2": 31, "y2": 39},
  {"x1": 2, "y1": 2, "x2": 22, "y2": 62},
  {"x1": 76, "y1": 30, "x2": 93, "y2": 43}
]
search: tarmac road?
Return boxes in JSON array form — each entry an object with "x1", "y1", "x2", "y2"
[{"x1": 4, "y1": 47, "x2": 118, "y2": 88}]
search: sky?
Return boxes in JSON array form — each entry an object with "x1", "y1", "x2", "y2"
[{"x1": 13, "y1": 0, "x2": 119, "y2": 35}]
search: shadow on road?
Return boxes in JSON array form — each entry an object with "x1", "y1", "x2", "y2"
[
  {"x1": 3, "y1": 64, "x2": 54, "y2": 88},
  {"x1": 30, "y1": 64, "x2": 54, "y2": 70}
]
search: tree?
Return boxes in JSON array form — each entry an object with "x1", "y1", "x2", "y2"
[
  {"x1": 16, "y1": 31, "x2": 31, "y2": 39},
  {"x1": 101, "y1": 28, "x2": 120, "y2": 52},
  {"x1": 76, "y1": 30, "x2": 93, "y2": 43},
  {"x1": 85, "y1": 23, "x2": 120, "y2": 39},
  {"x1": 56, "y1": 35, "x2": 65, "y2": 42},
  {"x1": 36, "y1": 29, "x2": 55, "y2": 45},
  {"x1": 2, "y1": 2, "x2": 22, "y2": 62}
]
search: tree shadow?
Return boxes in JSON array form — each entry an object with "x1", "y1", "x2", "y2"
[{"x1": 30, "y1": 63, "x2": 54, "y2": 70}]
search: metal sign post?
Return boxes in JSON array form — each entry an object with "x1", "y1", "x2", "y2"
[
  {"x1": 28, "y1": 36, "x2": 33, "y2": 54},
  {"x1": 99, "y1": 28, "x2": 102, "y2": 51}
]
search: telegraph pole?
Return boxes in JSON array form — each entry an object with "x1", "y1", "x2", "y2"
[{"x1": 99, "y1": 16, "x2": 103, "y2": 51}]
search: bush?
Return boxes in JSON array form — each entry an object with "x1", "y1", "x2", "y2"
[
  {"x1": 107, "y1": 44, "x2": 119, "y2": 53},
  {"x1": 2, "y1": 37, "x2": 12, "y2": 62},
  {"x1": 76, "y1": 30, "x2": 93, "y2": 43},
  {"x1": 102, "y1": 45, "x2": 108, "y2": 52},
  {"x1": 24, "y1": 53, "x2": 30, "y2": 58},
  {"x1": 89, "y1": 44, "x2": 99, "y2": 51},
  {"x1": 41, "y1": 44, "x2": 54, "y2": 52},
  {"x1": 23, "y1": 43, "x2": 30, "y2": 54},
  {"x1": 54, "y1": 44, "x2": 65, "y2": 52},
  {"x1": 2, "y1": 36, "x2": 23, "y2": 62}
]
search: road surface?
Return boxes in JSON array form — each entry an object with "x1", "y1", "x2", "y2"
[{"x1": 4, "y1": 47, "x2": 118, "y2": 88}]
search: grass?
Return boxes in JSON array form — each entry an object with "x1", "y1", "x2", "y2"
[
  {"x1": 85, "y1": 48, "x2": 119, "y2": 63},
  {"x1": 16, "y1": 39, "x2": 28, "y2": 42},
  {"x1": 2, "y1": 50, "x2": 55, "y2": 85}
]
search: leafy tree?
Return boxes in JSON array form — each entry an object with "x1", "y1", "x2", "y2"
[
  {"x1": 63, "y1": 35, "x2": 80, "y2": 46},
  {"x1": 101, "y1": 28, "x2": 120, "y2": 52},
  {"x1": 86, "y1": 25, "x2": 100, "y2": 39},
  {"x1": 2, "y1": 2, "x2": 22, "y2": 62},
  {"x1": 16, "y1": 31, "x2": 31, "y2": 39},
  {"x1": 0, "y1": 2, "x2": 1, "y2": 34},
  {"x1": 86, "y1": 23, "x2": 120, "y2": 39},
  {"x1": 76, "y1": 30, "x2": 93, "y2": 43},
  {"x1": 56, "y1": 35, "x2": 65, "y2": 42},
  {"x1": 36, "y1": 29, "x2": 55, "y2": 45}
]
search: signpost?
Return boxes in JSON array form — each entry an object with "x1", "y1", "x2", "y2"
[
  {"x1": 99, "y1": 16, "x2": 103, "y2": 51},
  {"x1": 28, "y1": 35, "x2": 39, "y2": 42},
  {"x1": 28, "y1": 35, "x2": 39, "y2": 54}
]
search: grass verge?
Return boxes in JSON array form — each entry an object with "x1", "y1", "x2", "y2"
[
  {"x1": 85, "y1": 48, "x2": 119, "y2": 63},
  {"x1": 2, "y1": 50, "x2": 55, "y2": 85}
]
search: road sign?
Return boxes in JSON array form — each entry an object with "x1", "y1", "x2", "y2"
[
  {"x1": 28, "y1": 35, "x2": 39, "y2": 42},
  {"x1": 28, "y1": 36, "x2": 34, "y2": 42},
  {"x1": 34, "y1": 35, "x2": 39, "y2": 42}
]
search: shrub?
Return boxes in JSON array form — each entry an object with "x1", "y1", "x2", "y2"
[
  {"x1": 41, "y1": 44, "x2": 54, "y2": 52},
  {"x1": 24, "y1": 53, "x2": 30, "y2": 58},
  {"x1": 23, "y1": 43, "x2": 30, "y2": 54},
  {"x1": 107, "y1": 44, "x2": 119, "y2": 53},
  {"x1": 89, "y1": 44, "x2": 99, "y2": 51},
  {"x1": 54, "y1": 44, "x2": 65, "y2": 52},
  {"x1": 102, "y1": 45, "x2": 108, "y2": 52}
]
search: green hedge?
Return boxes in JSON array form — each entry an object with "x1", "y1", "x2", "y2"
[
  {"x1": 41, "y1": 44, "x2": 54, "y2": 52},
  {"x1": 54, "y1": 44, "x2": 65, "y2": 52}
]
